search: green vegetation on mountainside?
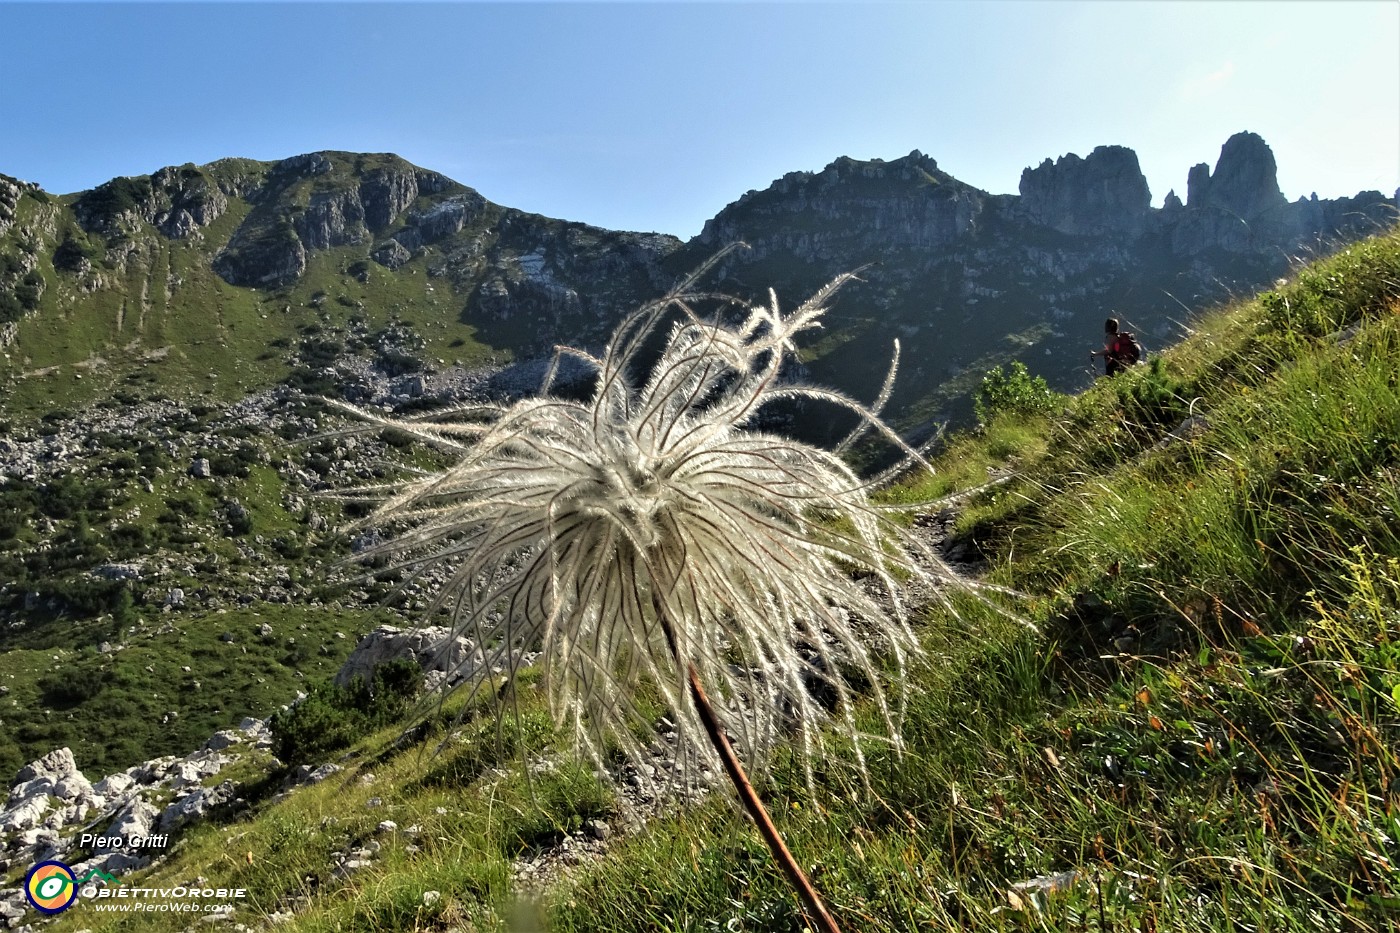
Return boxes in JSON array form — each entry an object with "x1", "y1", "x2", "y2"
[
  {"x1": 0, "y1": 408, "x2": 397, "y2": 778},
  {"x1": 35, "y1": 230, "x2": 1400, "y2": 932},
  {"x1": 0, "y1": 158, "x2": 501, "y2": 421},
  {"x1": 0, "y1": 603, "x2": 389, "y2": 780}
]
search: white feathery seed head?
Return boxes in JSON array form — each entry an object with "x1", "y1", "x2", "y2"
[{"x1": 327, "y1": 249, "x2": 959, "y2": 793}]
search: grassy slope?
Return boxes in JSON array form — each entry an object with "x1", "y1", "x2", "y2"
[
  {"x1": 41, "y1": 230, "x2": 1400, "y2": 932},
  {"x1": 0, "y1": 416, "x2": 397, "y2": 778}
]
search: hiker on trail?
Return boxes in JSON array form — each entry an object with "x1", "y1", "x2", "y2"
[{"x1": 1090, "y1": 317, "x2": 1141, "y2": 376}]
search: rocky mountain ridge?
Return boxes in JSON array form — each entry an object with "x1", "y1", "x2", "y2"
[
  {"x1": 3, "y1": 133, "x2": 1394, "y2": 433},
  {"x1": 674, "y1": 131, "x2": 1396, "y2": 428}
]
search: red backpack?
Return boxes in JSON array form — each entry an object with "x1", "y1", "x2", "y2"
[{"x1": 1112, "y1": 332, "x2": 1143, "y2": 365}]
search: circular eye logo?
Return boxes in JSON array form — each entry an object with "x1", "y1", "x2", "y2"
[{"x1": 25, "y1": 861, "x2": 79, "y2": 914}]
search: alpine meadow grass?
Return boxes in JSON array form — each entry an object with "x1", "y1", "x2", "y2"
[{"x1": 323, "y1": 250, "x2": 967, "y2": 930}]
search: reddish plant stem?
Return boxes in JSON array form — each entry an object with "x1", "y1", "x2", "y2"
[
  {"x1": 685, "y1": 662, "x2": 844, "y2": 933},
  {"x1": 650, "y1": 589, "x2": 842, "y2": 933}
]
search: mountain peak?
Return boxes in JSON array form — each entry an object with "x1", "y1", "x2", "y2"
[
  {"x1": 1018, "y1": 144, "x2": 1152, "y2": 235},
  {"x1": 1185, "y1": 130, "x2": 1286, "y2": 217}
]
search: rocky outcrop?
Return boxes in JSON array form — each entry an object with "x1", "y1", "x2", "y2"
[
  {"x1": 1171, "y1": 132, "x2": 1312, "y2": 255},
  {"x1": 697, "y1": 150, "x2": 985, "y2": 263},
  {"x1": 0, "y1": 222, "x2": 45, "y2": 326},
  {"x1": 11, "y1": 748, "x2": 90, "y2": 796},
  {"x1": 4, "y1": 133, "x2": 1394, "y2": 441},
  {"x1": 414, "y1": 168, "x2": 453, "y2": 196},
  {"x1": 458, "y1": 216, "x2": 678, "y2": 339},
  {"x1": 1, "y1": 748, "x2": 100, "y2": 835},
  {"x1": 1186, "y1": 161, "x2": 1213, "y2": 210},
  {"x1": 672, "y1": 130, "x2": 1396, "y2": 430},
  {"x1": 296, "y1": 185, "x2": 369, "y2": 250},
  {"x1": 1293, "y1": 188, "x2": 1397, "y2": 243},
  {"x1": 269, "y1": 151, "x2": 333, "y2": 183},
  {"x1": 0, "y1": 718, "x2": 275, "y2": 880},
  {"x1": 102, "y1": 797, "x2": 159, "y2": 848},
  {"x1": 703, "y1": 131, "x2": 1388, "y2": 277},
  {"x1": 159, "y1": 779, "x2": 237, "y2": 832},
  {"x1": 293, "y1": 163, "x2": 433, "y2": 250},
  {"x1": 372, "y1": 191, "x2": 492, "y2": 268},
  {"x1": 0, "y1": 174, "x2": 24, "y2": 239},
  {"x1": 147, "y1": 165, "x2": 230, "y2": 238},
  {"x1": 412, "y1": 193, "x2": 489, "y2": 244},
  {"x1": 71, "y1": 164, "x2": 229, "y2": 240},
  {"x1": 1187, "y1": 131, "x2": 1287, "y2": 219},
  {"x1": 473, "y1": 267, "x2": 582, "y2": 321},
  {"x1": 359, "y1": 165, "x2": 419, "y2": 231},
  {"x1": 213, "y1": 217, "x2": 307, "y2": 288},
  {"x1": 334, "y1": 624, "x2": 484, "y2": 690},
  {"x1": 215, "y1": 153, "x2": 436, "y2": 286},
  {"x1": 372, "y1": 238, "x2": 412, "y2": 270},
  {"x1": 1019, "y1": 145, "x2": 1152, "y2": 236}
]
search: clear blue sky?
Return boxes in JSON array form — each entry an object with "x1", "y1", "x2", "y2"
[{"x1": 1, "y1": 1, "x2": 1396, "y2": 239}]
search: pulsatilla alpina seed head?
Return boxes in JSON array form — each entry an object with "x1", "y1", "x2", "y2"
[{"x1": 324, "y1": 248, "x2": 979, "y2": 794}]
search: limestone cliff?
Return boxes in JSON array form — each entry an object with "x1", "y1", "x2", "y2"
[
  {"x1": 674, "y1": 131, "x2": 1396, "y2": 429},
  {"x1": 1019, "y1": 145, "x2": 1152, "y2": 237}
]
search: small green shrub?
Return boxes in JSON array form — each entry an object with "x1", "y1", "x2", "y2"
[
  {"x1": 284, "y1": 367, "x2": 338, "y2": 395},
  {"x1": 354, "y1": 656, "x2": 422, "y2": 723},
  {"x1": 76, "y1": 176, "x2": 153, "y2": 220},
  {"x1": 268, "y1": 683, "x2": 363, "y2": 765},
  {"x1": 973, "y1": 361, "x2": 1060, "y2": 426},
  {"x1": 380, "y1": 427, "x2": 415, "y2": 449},
  {"x1": 1116, "y1": 355, "x2": 1189, "y2": 427},
  {"x1": 109, "y1": 524, "x2": 153, "y2": 549},
  {"x1": 299, "y1": 337, "x2": 343, "y2": 368},
  {"x1": 39, "y1": 667, "x2": 113, "y2": 709},
  {"x1": 36, "y1": 474, "x2": 99, "y2": 520},
  {"x1": 197, "y1": 443, "x2": 259, "y2": 479},
  {"x1": 0, "y1": 292, "x2": 22, "y2": 323},
  {"x1": 14, "y1": 270, "x2": 43, "y2": 310},
  {"x1": 1260, "y1": 288, "x2": 1341, "y2": 338},
  {"x1": 269, "y1": 658, "x2": 424, "y2": 765},
  {"x1": 52, "y1": 231, "x2": 99, "y2": 272},
  {"x1": 227, "y1": 508, "x2": 254, "y2": 536}
]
